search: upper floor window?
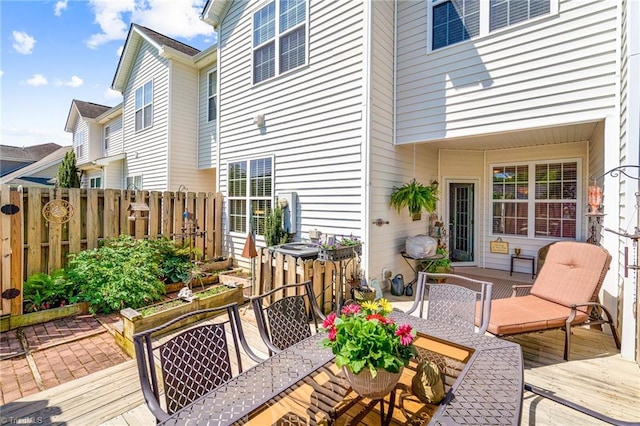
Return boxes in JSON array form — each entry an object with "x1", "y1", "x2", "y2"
[
  {"x1": 104, "y1": 125, "x2": 110, "y2": 151},
  {"x1": 75, "y1": 130, "x2": 84, "y2": 158},
  {"x1": 208, "y1": 71, "x2": 217, "y2": 122},
  {"x1": 135, "y1": 81, "x2": 153, "y2": 131},
  {"x1": 228, "y1": 157, "x2": 273, "y2": 235},
  {"x1": 253, "y1": 0, "x2": 307, "y2": 84},
  {"x1": 491, "y1": 160, "x2": 578, "y2": 239},
  {"x1": 430, "y1": 0, "x2": 553, "y2": 51}
]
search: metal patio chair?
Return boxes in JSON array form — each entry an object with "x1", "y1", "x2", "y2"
[
  {"x1": 252, "y1": 280, "x2": 325, "y2": 354},
  {"x1": 133, "y1": 303, "x2": 263, "y2": 423},
  {"x1": 405, "y1": 272, "x2": 493, "y2": 334}
]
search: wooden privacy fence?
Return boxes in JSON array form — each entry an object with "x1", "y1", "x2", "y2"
[
  {"x1": 0, "y1": 185, "x2": 223, "y2": 316},
  {"x1": 253, "y1": 248, "x2": 361, "y2": 313}
]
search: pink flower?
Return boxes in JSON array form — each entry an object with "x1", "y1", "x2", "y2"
[
  {"x1": 327, "y1": 327, "x2": 337, "y2": 341},
  {"x1": 341, "y1": 304, "x2": 361, "y2": 315},
  {"x1": 323, "y1": 312, "x2": 337, "y2": 329},
  {"x1": 395, "y1": 323, "x2": 414, "y2": 346}
]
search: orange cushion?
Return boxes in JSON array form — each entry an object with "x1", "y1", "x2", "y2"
[
  {"x1": 530, "y1": 242, "x2": 611, "y2": 308},
  {"x1": 477, "y1": 295, "x2": 589, "y2": 335}
]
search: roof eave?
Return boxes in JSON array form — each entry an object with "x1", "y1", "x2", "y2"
[{"x1": 200, "y1": 0, "x2": 229, "y2": 28}]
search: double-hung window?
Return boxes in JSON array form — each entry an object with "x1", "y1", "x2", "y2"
[
  {"x1": 126, "y1": 175, "x2": 142, "y2": 191},
  {"x1": 492, "y1": 160, "x2": 578, "y2": 239},
  {"x1": 429, "y1": 0, "x2": 553, "y2": 51},
  {"x1": 104, "y1": 125, "x2": 110, "y2": 151},
  {"x1": 134, "y1": 81, "x2": 153, "y2": 131},
  {"x1": 228, "y1": 157, "x2": 273, "y2": 236},
  {"x1": 75, "y1": 130, "x2": 84, "y2": 158},
  {"x1": 208, "y1": 71, "x2": 217, "y2": 122},
  {"x1": 253, "y1": 0, "x2": 307, "y2": 84}
]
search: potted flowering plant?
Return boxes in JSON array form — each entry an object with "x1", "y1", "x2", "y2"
[{"x1": 321, "y1": 299, "x2": 418, "y2": 398}]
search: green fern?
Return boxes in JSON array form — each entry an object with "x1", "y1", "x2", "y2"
[{"x1": 389, "y1": 179, "x2": 439, "y2": 216}]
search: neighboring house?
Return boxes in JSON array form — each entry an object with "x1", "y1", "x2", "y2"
[
  {"x1": 64, "y1": 100, "x2": 124, "y2": 189},
  {"x1": 201, "y1": 0, "x2": 639, "y2": 362},
  {"x1": 65, "y1": 24, "x2": 218, "y2": 192},
  {"x1": 0, "y1": 146, "x2": 72, "y2": 187},
  {"x1": 0, "y1": 143, "x2": 61, "y2": 177}
]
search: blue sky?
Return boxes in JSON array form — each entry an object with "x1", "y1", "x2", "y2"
[{"x1": 1, "y1": 0, "x2": 217, "y2": 148}]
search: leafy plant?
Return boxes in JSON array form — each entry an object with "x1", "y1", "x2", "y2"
[
  {"x1": 23, "y1": 270, "x2": 77, "y2": 312},
  {"x1": 321, "y1": 299, "x2": 417, "y2": 377},
  {"x1": 320, "y1": 235, "x2": 362, "y2": 250},
  {"x1": 264, "y1": 202, "x2": 289, "y2": 247},
  {"x1": 424, "y1": 247, "x2": 452, "y2": 273},
  {"x1": 389, "y1": 179, "x2": 439, "y2": 217},
  {"x1": 65, "y1": 235, "x2": 166, "y2": 314}
]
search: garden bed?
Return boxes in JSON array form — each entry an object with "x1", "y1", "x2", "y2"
[
  {"x1": 218, "y1": 268, "x2": 253, "y2": 297},
  {"x1": 1, "y1": 303, "x2": 90, "y2": 332},
  {"x1": 114, "y1": 284, "x2": 244, "y2": 357}
]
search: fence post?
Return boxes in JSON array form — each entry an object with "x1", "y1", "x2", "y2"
[{"x1": 1, "y1": 185, "x2": 13, "y2": 315}]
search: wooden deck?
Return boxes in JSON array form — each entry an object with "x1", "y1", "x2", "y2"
[{"x1": 2, "y1": 272, "x2": 639, "y2": 426}]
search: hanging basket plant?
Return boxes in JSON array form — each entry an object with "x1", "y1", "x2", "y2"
[{"x1": 389, "y1": 179, "x2": 439, "y2": 221}]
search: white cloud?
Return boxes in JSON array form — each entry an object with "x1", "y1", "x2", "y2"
[
  {"x1": 12, "y1": 31, "x2": 36, "y2": 55},
  {"x1": 104, "y1": 87, "x2": 122, "y2": 101},
  {"x1": 116, "y1": 45, "x2": 124, "y2": 57},
  {"x1": 54, "y1": 0, "x2": 68, "y2": 17},
  {"x1": 0, "y1": 70, "x2": 4, "y2": 78},
  {"x1": 86, "y1": 0, "x2": 213, "y2": 49},
  {"x1": 54, "y1": 76, "x2": 84, "y2": 87},
  {"x1": 26, "y1": 74, "x2": 48, "y2": 87}
]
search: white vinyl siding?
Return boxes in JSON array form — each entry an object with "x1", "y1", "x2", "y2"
[
  {"x1": 123, "y1": 41, "x2": 169, "y2": 190},
  {"x1": 104, "y1": 116, "x2": 123, "y2": 157},
  {"x1": 217, "y1": 0, "x2": 366, "y2": 259},
  {"x1": 397, "y1": 0, "x2": 617, "y2": 144},
  {"x1": 198, "y1": 64, "x2": 217, "y2": 169},
  {"x1": 252, "y1": 0, "x2": 307, "y2": 84}
]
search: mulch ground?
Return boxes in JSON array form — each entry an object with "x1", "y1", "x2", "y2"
[{"x1": 0, "y1": 314, "x2": 129, "y2": 405}]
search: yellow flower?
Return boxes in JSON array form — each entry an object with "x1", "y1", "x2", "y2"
[
  {"x1": 360, "y1": 300, "x2": 379, "y2": 312},
  {"x1": 378, "y1": 298, "x2": 392, "y2": 315}
]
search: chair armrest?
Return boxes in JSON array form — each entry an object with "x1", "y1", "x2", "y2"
[{"x1": 511, "y1": 284, "x2": 533, "y2": 297}]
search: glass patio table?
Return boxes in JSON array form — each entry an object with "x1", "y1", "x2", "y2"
[{"x1": 158, "y1": 312, "x2": 523, "y2": 425}]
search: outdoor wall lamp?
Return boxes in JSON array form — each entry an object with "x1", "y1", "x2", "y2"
[{"x1": 372, "y1": 218, "x2": 389, "y2": 227}]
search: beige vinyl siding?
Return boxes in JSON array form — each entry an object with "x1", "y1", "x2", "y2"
[
  {"x1": 167, "y1": 61, "x2": 214, "y2": 193},
  {"x1": 86, "y1": 122, "x2": 103, "y2": 161},
  {"x1": 198, "y1": 64, "x2": 217, "y2": 169},
  {"x1": 395, "y1": 0, "x2": 618, "y2": 144},
  {"x1": 104, "y1": 116, "x2": 123, "y2": 158},
  {"x1": 122, "y1": 41, "x2": 170, "y2": 191},
  {"x1": 104, "y1": 161, "x2": 124, "y2": 189},
  {"x1": 217, "y1": 0, "x2": 366, "y2": 259}
]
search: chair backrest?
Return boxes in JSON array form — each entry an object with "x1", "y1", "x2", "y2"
[
  {"x1": 531, "y1": 241, "x2": 611, "y2": 308},
  {"x1": 133, "y1": 303, "x2": 262, "y2": 422},
  {"x1": 251, "y1": 281, "x2": 324, "y2": 353},
  {"x1": 407, "y1": 272, "x2": 492, "y2": 334}
]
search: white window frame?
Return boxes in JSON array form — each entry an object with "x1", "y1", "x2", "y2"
[
  {"x1": 227, "y1": 156, "x2": 274, "y2": 237},
  {"x1": 427, "y1": 0, "x2": 558, "y2": 53},
  {"x1": 207, "y1": 70, "x2": 217, "y2": 122},
  {"x1": 126, "y1": 175, "x2": 143, "y2": 191},
  {"x1": 90, "y1": 177, "x2": 102, "y2": 189},
  {"x1": 104, "y1": 125, "x2": 110, "y2": 152},
  {"x1": 134, "y1": 80, "x2": 153, "y2": 132},
  {"x1": 490, "y1": 158, "x2": 582, "y2": 240},
  {"x1": 252, "y1": 0, "x2": 309, "y2": 85},
  {"x1": 75, "y1": 130, "x2": 84, "y2": 158}
]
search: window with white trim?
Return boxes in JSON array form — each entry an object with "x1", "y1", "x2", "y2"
[
  {"x1": 126, "y1": 175, "x2": 142, "y2": 190},
  {"x1": 104, "y1": 125, "x2": 110, "y2": 151},
  {"x1": 228, "y1": 157, "x2": 273, "y2": 235},
  {"x1": 429, "y1": 0, "x2": 554, "y2": 51},
  {"x1": 492, "y1": 161, "x2": 578, "y2": 239},
  {"x1": 253, "y1": 0, "x2": 307, "y2": 84},
  {"x1": 134, "y1": 81, "x2": 153, "y2": 131},
  {"x1": 90, "y1": 177, "x2": 102, "y2": 188},
  {"x1": 75, "y1": 130, "x2": 84, "y2": 158},
  {"x1": 208, "y1": 71, "x2": 217, "y2": 122}
]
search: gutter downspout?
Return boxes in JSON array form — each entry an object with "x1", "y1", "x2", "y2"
[{"x1": 363, "y1": 0, "x2": 373, "y2": 279}]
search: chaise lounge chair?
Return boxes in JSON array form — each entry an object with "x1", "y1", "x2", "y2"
[{"x1": 478, "y1": 241, "x2": 620, "y2": 360}]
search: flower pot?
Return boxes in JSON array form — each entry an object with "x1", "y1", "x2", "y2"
[
  {"x1": 342, "y1": 367, "x2": 403, "y2": 399},
  {"x1": 318, "y1": 245, "x2": 362, "y2": 261}
]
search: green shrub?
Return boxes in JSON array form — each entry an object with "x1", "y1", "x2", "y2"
[
  {"x1": 65, "y1": 235, "x2": 166, "y2": 314},
  {"x1": 23, "y1": 270, "x2": 77, "y2": 312}
]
